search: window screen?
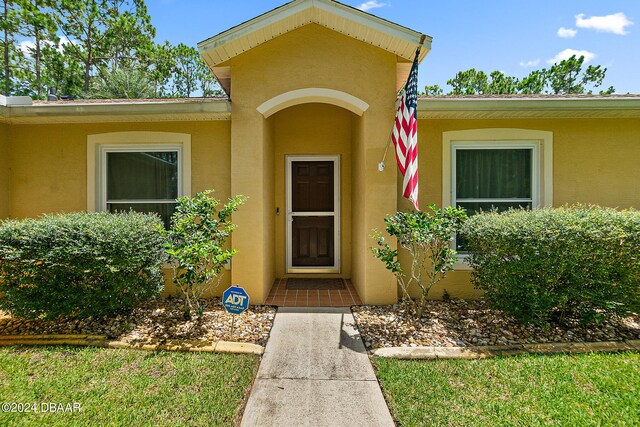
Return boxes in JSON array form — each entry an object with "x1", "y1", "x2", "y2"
[
  {"x1": 454, "y1": 148, "x2": 533, "y2": 250},
  {"x1": 105, "y1": 151, "x2": 179, "y2": 228}
]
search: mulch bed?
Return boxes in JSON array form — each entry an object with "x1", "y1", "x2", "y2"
[
  {"x1": 0, "y1": 297, "x2": 276, "y2": 346},
  {"x1": 352, "y1": 300, "x2": 640, "y2": 350}
]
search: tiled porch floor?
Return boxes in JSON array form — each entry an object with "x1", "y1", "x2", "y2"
[{"x1": 265, "y1": 278, "x2": 363, "y2": 307}]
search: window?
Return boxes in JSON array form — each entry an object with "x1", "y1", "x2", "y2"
[
  {"x1": 87, "y1": 132, "x2": 191, "y2": 229},
  {"x1": 103, "y1": 147, "x2": 181, "y2": 228},
  {"x1": 442, "y1": 129, "x2": 553, "y2": 266},
  {"x1": 452, "y1": 144, "x2": 538, "y2": 251}
]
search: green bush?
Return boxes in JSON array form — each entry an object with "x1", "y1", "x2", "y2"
[
  {"x1": 0, "y1": 212, "x2": 167, "y2": 319},
  {"x1": 461, "y1": 206, "x2": 640, "y2": 325}
]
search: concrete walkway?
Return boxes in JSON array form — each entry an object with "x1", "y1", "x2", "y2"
[{"x1": 241, "y1": 307, "x2": 394, "y2": 427}]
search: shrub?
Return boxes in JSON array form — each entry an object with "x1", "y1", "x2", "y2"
[
  {"x1": 461, "y1": 206, "x2": 640, "y2": 325},
  {"x1": 372, "y1": 205, "x2": 468, "y2": 314},
  {"x1": 0, "y1": 212, "x2": 166, "y2": 320},
  {"x1": 166, "y1": 190, "x2": 246, "y2": 318}
]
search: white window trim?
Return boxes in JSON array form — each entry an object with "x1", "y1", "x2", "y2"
[
  {"x1": 87, "y1": 132, "x2": 191, "y2": 212},
  {"x1": 452, "y1": 141, "x2": 540, "y2": 209},
  {"x1": 442, "y1": 128, "x2": 553, "y2": 270}
]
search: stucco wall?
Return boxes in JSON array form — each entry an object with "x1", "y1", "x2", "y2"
[
  {"x1": 8, "y1": 121, "x2": 231, "y2": 219},
  {"x1": 417, "y1": 118, "x2": 640, "y2": 210},
  {"x1": 399, "y1": 117, "x2": 640, "y2": 300},
  {"x1": 4, "y1": 113, "x2": 639, "y2": 303},
  {"x1": 225, "y1": 23, "x2": 399, "y2": 304},
  {"x1": 0, "y1": 122, "x2": 8, "y2": 218},
  {"x1": 7, "y1": 120, "x2": 231, "y2": 296},
  {"x1": 272, "y1": 103, "x2": 354, "y2": 278},
  {"x1": 263, "y1": 114, "x2": 276, "y2": 299}
]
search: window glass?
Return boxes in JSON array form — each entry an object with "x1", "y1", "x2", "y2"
[
  {"x1": 456, "y1": 149, "x2": 532, "y2": 200},
  {"x1": 105, "y1": 150, "x2": 179, "y2": 228},
  {"x1": 454, "y1": 147, "x2": 534, "y2": 251},
  {"x1": 107, "y1": 152, "x2": 178, "y2": 200}
]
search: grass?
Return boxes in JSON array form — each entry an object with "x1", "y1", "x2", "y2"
[
  {"x1": 373, "y1": 352, "x2": 640, "y2": 427},
  {"x1": 0, "y1": 346, "x2": 258, "y2": 427}
]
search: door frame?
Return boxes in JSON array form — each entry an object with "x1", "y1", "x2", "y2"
[{"x1": 285, "y1": 155, "x2": 341, "y2": 274}]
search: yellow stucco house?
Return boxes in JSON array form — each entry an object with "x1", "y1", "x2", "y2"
[{"x1": 1, "y1": 0, "x2": 639, "y2": 305}]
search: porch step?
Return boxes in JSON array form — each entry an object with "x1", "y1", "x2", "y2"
[{"x1": 265, "y1": 278, "x2": 362, "y2": 307}]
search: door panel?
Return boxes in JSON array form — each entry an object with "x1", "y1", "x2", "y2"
[
  {"x1": 292, "y1": 161, "x2": 334, "y2": 212},
  {"x1": 292, "y1": 216, "x2": 334, "y2": 266}
]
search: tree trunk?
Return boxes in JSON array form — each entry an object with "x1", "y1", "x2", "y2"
[
  {"x1": 84, "y1": 24, "x2": 93, "y2": 94},
  {"x1": 3, "y1": 0, "x2": 10, "y2": 95},
  {"x1": 35, "y1": 30, "x2": 41, "y2": 98},
  {"x1": 84, "y1": 56, "x2": 91, "y2": 93},
  {"x1": 112, "y1": 0, "x2": 119, "y2": 71},
  {"x1": 187, "y1": 64, "x2": 193, "y2": 97},
  {"x1": 34, "y1": 0, "x2": 42, "y2": 98}
]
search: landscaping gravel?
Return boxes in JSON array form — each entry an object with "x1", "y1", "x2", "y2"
[
  {"x1": 352, "y1": 300, "x2": 640, "y2": 350},
  {"x1": 0, "y1": 297, "x2": 276, "y2": 346}
]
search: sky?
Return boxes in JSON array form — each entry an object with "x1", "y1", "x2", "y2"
[{"x1": 147, "y1": 0, "x2": 640, "y2": 94}]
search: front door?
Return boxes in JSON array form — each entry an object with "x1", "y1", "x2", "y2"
[{"x1": 286, "y1": 156, "x2": 340, "y2": 273}]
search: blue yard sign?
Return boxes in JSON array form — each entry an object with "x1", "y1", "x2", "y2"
[{"x1": 222, "y1": 286, "x2": 250, "y2": 315}]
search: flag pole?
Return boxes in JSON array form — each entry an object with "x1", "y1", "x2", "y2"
[{"x1": 378, "y1": 34, "x2": 427, "y2": 172}]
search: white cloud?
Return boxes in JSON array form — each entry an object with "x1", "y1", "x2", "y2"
[
  {"x1": 18, "y1": 40, "x2": 35, "y2": 55},
  {"x1": 58, "y1": 36, "x2": 76, "y2": 48},
  {"x1": 519, "y1": 59, "x2": 540, "y2": 67},
  {"x1": 358, "y1": 1, "x2": 386, "y2": 12},
  {"x1": 557, "y1": 27, "x2": 577, "y2": 38},
  {"x1": 575, "y1": 12, "x2": 633, "y2": 35},
  {"x1": 18, "y1": 36, "x2": 75, "y2": 57},
  {"x1": 547, "y1": 48, "x2": 596, "y2": 64}
]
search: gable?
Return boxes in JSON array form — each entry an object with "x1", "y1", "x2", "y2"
[
  {"x1": 197, "y1": 0, "x2": 430, "y2": 95},
  {"x1": 220, "y1": 24, "x2": 399, "y2": 106}
]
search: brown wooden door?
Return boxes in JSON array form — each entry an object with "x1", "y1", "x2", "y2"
[{"x1": 290, "y1": 161, "x2": 336, "y2": 268}]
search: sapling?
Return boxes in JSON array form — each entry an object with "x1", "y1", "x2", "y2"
[
  {"x1": 166, "y1": 190, "x2": 246, "y2": 319},
  {"x1": 372, "y1": 205, "x2": 467, "y2": 316}
]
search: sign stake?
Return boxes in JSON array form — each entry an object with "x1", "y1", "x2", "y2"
[{"x1": 229, "y1": 313, "x2": 236, "y2": 340}]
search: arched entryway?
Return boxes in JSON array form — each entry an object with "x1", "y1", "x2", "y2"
[{"x1": 265, "y1": 102, "x2": 360, "y2": 306}]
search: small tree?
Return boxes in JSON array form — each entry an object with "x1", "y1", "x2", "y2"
[
  {"x1": 372, "y1": 205, "x2": 467, "y2": 315},
  {"x1": 90, "y1": 66, "x2": 155, "y2": 99},
  {"x1": 166, "y1": 190, "x2": 246, "y2": 318},
  {"x1": 438, "y1": 55, "x2": 614, "y2": 95}
]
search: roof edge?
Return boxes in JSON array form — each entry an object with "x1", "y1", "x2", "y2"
[
  {"x1": 197, "y1": 0, "x2": 429, "y2": 63},
  {"x1": 418, "y1": 97, "x2": 640, "y2": 119},
  {"x1": 2, "y1": 99, "x2": 232, "y2": 124}
]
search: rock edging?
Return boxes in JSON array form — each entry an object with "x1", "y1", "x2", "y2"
[
  {"x1": 372, "y1": 340, "x2": 640, "y2": 360},
  {"x1": 0, "y1": 334, "x2": 264, "y2": 355}
]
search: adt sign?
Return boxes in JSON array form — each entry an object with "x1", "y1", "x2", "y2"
[{"x1": 222, "y1": 286, "x2": 250, "y2": 315}]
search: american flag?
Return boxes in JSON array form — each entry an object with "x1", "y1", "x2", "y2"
[{"x1": 392, "y1": 50, "x2": 420, "y2": 211}]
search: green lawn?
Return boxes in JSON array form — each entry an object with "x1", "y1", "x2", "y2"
[
  {"x1": 0, "y1": 346, "x2": 257, "y2": 427},
  {"x1": 373, "y1": 352, "x2": 640, "y2": 427}
]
